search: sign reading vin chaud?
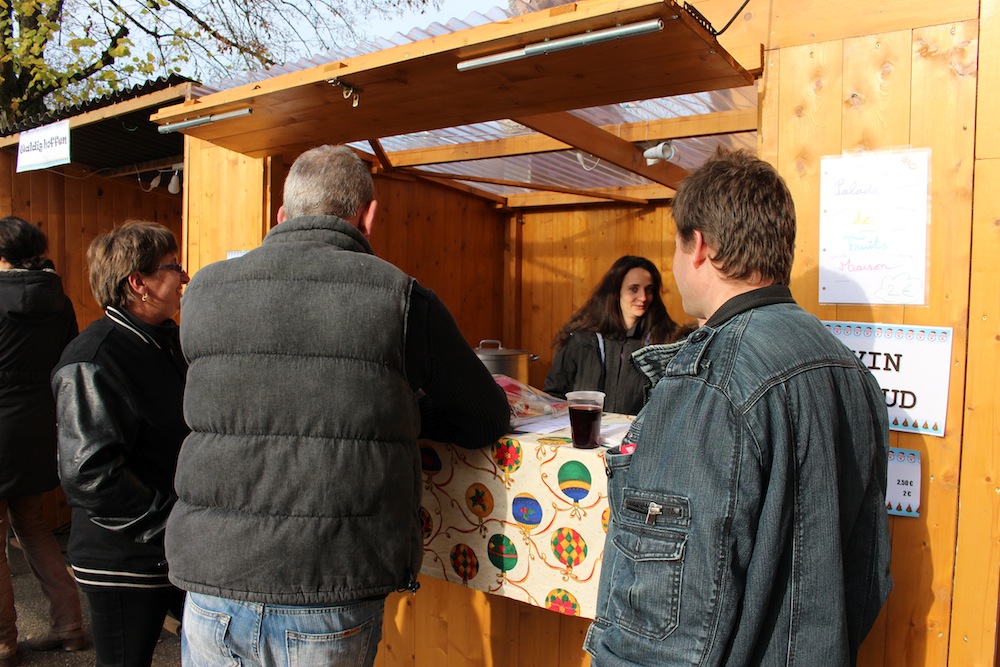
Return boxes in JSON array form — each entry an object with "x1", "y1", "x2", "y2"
[{"x1": 822, "y1": 320, "x2": 952, "y2": 438}]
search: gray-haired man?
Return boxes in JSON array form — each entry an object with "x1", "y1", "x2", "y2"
[{"x1": 167, "y1": 145, "x2": 509, "y2": 666}]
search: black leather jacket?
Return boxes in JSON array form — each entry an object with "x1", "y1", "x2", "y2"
[{"x1": 51, "y1": 306, "x2": 188, "y2": 588}]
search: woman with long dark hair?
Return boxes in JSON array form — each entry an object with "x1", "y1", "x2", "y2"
[
  {"x1": 0, "y1": 217, "x2": 83, "y2": 667},
  {"x1": 544, "y1": 255, "x2": 677, "y2": 415}
]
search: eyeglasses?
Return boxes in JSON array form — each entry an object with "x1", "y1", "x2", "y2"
[{"x1": 157, "y1": 263, "x2": 186, "y2": 274}]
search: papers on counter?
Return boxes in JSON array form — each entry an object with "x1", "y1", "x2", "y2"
[
  {"x1": 598, "y1": 422, "x2": 630, "y2": 446},
  {"x1": 511, "y1": 413, "x2": 631, "y2": 444}
]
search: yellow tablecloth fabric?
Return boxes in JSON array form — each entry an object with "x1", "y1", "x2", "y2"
[{"x1": 418, "y1": 412, "x2": 633, "y2": 620}]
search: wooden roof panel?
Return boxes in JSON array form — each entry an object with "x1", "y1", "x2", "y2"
[{"x1": 151, "y1": 0, "x2": 753, "y2": 159}]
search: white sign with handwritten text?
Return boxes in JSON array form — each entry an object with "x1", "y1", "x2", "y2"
[{"x1": 819, "y1": 149, "x2": 930, "y2": 305}]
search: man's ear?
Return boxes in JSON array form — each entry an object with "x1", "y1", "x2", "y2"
[
  {"x1": 690, "y1": 230, "x2": 711, "y2": 269},
  {"x1": 358, "y1": 200, "x2": 378, "y2": 238},
  {"x1": 276, "y1": 206, "x2": 287, "y2": 224}
]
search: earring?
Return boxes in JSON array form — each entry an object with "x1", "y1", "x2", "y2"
[{"x1": 141, "y1": 294, "x2": 149, "y2": 302}]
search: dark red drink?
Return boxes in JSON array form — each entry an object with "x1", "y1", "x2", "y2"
[{"x1": 569, "y1": 405, "x2": 601, "y2": 449}]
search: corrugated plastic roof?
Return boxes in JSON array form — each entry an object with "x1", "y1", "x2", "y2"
[
  {"x1": 203, "y1": 4, "x2": 757, "y2": 199},
  {"x1": 5, "y1": 3, "x2": 757, "y2": 201},
  {"x1": 0, "y1": 75, "x2": 211, "y2": 176},
  {"x1": 1, "y1": 74, "x2": 204, "y2": 135}
]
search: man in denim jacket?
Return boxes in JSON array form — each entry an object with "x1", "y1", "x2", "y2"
[{"x1": 585, "y1": 149, "x2": 892, "y2": 666}]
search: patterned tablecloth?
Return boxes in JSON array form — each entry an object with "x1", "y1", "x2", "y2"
[{"x1": 418, "y1": 413, "x2": 633, "y2": 620}]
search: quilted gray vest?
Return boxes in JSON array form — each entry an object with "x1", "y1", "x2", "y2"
[{"x1": 166, "y1": 216, "x2": 422, "y2": 604}]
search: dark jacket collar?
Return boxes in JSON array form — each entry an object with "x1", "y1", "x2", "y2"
[
  {"x1": 0, "y1": 268, "x2": 66, "y2": 317},
  {"x1": 263, "y1": 215, "x2": 374, "y2": 256},
  {"x1": 705, "y1": 285, "x2": 795, "y2": 328},
  {"x1": 105, "y1": 306, "x2": 179, "y2": 350}
]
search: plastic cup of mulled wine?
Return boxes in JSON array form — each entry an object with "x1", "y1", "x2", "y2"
[{"x1": 566, "y1": 391, "x2": 605, "y2": 449}]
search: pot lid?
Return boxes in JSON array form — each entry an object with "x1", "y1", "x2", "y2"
[{"x1": 476, "y1": 340, "x2": 533, "y2": 357}]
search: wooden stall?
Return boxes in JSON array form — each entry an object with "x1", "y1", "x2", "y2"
[
  {"x1": 0, "y1": 153, "x2": 183, "y2": 528},
  {"x1": 0, "y1": 154, "x2": 184, "y2": 326},
  {"x1": 0, "y1": 81, "x2": 192, "y2": 328},
  {"x1": 0, "y1": 84, "x2": 190, "y2": 527},
  {"x1": 55, "y1": 0, "x2": 1000, "y2": 664}
]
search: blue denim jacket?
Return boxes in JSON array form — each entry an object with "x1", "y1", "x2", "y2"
[{"x1": 585, "y1": 286, "x2": 892, "y2": 666}]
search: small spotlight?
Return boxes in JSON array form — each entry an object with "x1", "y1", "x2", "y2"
[{"x1": 643, "y1": 141, "x2": 676, "y2": 162}]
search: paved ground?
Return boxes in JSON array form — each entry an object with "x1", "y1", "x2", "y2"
[{"x1": 6, "y1": 531, "x2": 180, "y2": 667}]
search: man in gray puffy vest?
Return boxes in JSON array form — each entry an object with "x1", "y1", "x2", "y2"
[{"x1": 166, "y1": 145, "x2": 510, "y2": 666}]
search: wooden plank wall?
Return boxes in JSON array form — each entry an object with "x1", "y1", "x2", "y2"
[
  {"x1": 951, "y1": 0, "x2": 1000, "y2": 663},
  {"x1": 184, "y1": 137, "x2": 270, "y2": 275},
  {"x1": 0, "y1": 150, "x2": 183, "y2": 325},
  {"x1": 759, "y1": 17, "x2": 978, "y2": 667},
  {"x1": 0, "y1": 148, "x2": 183, "y2": 527},
  {"x1": 514, "y1": 204, "x2": 686, "y2": 390},
  {"x1": 185, "y1": 144, "x2": 508, "y2": 346},
  {"x1": 515, "y1": 6, "x2": 987, "y2": 667},
  {"x1": 368, "y1": 175, "x2": 506, "y2": 347}
]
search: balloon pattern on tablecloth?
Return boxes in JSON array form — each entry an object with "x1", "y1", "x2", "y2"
[
  {"x1": 466, "y1": 483, "x2": 494, "y2": 518},
  {"x1": 420, "y1": 446, "x2": 442, "y2": 476},
  {"x1": 419, "y1": 506, "x2": 433, "y2": 541},
  {"x1": 557, "y1": 461, "x2": 592, "y2": 519},
  {"x1": 545, "y1": 588, "x2": 581, "y2": 616},
  {"x1": 487, "y1": 534, "x2": 518, "y2": 574},
  {"x1": 512, "y1": 493, "x2": 543, "y2": 533},
  {"x1": 492, "y1": 437, "x2": 523, "y2": 487},
  {"x1": 551, "y1": 527, "x2": 588, "y2": 572},
  {"x1": 417, "y1": 413, "x2": 632, "y2": 619},
  {"x1": 450, "y1": 543, "x2": 479, "y2": 584}
]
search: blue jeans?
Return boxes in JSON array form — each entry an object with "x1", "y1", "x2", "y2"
[{"x1": 181, "y1": 592, "x2": 384, "y2": 667}]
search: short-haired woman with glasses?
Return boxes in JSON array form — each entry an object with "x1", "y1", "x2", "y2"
[{"x1": 51, "y1": 220, "x2": 189, "y2": 667}]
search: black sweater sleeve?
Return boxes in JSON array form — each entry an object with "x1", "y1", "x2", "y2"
[
  {"x1": 405, "y1": 285, "x2": 510, "y2": 448},
  {"x1": 543, "y1": 342, "x2": 576, "y2": 399}
]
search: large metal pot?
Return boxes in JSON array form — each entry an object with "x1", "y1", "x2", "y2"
[{"x1": 475, "y1": 340, "x2": 538, "y2": 385}]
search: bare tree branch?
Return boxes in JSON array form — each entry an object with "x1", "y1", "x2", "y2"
[
  {"x1": 0, "y1": 0, "x2": 438, "y2": 125},
  {"x1": 166, "y1": 0, "x2": 276, "y2": 67}
]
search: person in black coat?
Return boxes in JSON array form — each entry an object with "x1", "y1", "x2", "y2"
[
  {"x1": 544, "y1": 256, "x2": 678, "y2": 415},
  {"x1": 0, "y1": 217, "x2": 83, "y2": 667},
  {"x1": 51, "y1": 221, "x2": 189, "y2": 667}
]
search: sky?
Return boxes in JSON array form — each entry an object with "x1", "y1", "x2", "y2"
[{"x1": 360, "y1": 0, "x2": 505, "y2": 40}]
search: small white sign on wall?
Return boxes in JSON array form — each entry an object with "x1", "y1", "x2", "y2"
[
  {"x1": 17, "y1": 120, "x2": 71, "y2": 172},
  {"x1": 886, "y1": 447, "x2": 921, "y2": 517},
  {"x1": 819, "y1": 149, "x2": 930, "y2": 305},
  {"x1": 823, "y1": 320, "x2": 952, "y2": 437}
]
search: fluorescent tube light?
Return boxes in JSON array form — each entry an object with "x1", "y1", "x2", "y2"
[
  {"x1": 158, "y1": 107, "x2": 253, "y2": 134},
  {"x1": 458, "y1": 18, "x2": 664, "y2": 72}
]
